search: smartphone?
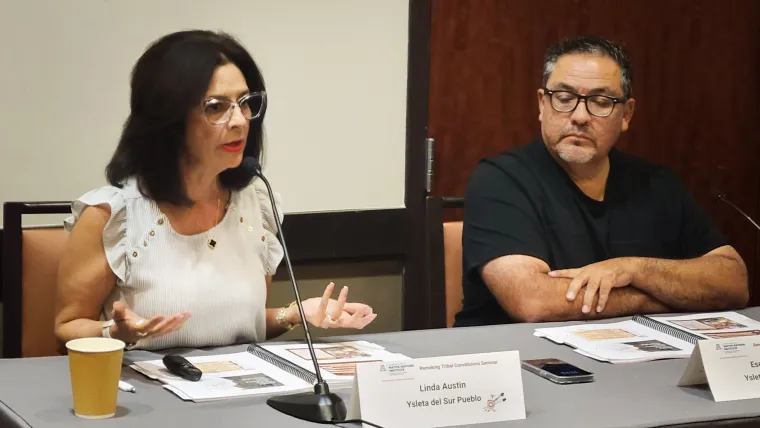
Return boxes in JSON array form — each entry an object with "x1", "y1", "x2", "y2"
[{"x1": 521, "y1": 358, "x2": 594, "y2": 384}]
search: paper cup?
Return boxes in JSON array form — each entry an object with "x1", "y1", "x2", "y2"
[{"x1": 66, "y1": 337, "x2": 125, "y2": 419}]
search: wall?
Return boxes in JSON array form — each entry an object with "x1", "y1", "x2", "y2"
[
  {"x1": 0, "y1": 0, "x2": 409, "y2": 222},
  {"x1": 425, "y1": 0, "x2": 760, "y2": 303}
]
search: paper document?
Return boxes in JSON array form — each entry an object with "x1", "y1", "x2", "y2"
[
  {"x1": 535, "y1": 311, "x2": 760, "y2": 364},
  {"x1": 535, "y1": 320, "x2": 694, "y2": 363},
  {"x1": 249, "y1": 340, "x2": 412, "y2": 388},
  {"x1": 130, "y1": 352, "x2": 312, "y2": 402},
  {"x1": 651, "y1": 312, "x2": 760, "y2": 340}
]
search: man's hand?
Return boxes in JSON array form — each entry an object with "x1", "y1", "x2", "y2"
[{"x1": 549, "y1": 258, "x2": 636, "y2": 314}]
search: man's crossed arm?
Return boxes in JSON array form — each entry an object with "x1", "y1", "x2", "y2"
[{"x1": 482, "y1": 245, "x2": 748, "y2": 323}]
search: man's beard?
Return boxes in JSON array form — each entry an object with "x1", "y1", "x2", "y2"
[{"x1": 556, "y1": 142, "x2": 596, "y2": 164}]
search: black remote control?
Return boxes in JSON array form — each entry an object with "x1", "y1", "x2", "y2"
[{"x1": 162, "y1": 354, "x2": 202, "y2": 382}]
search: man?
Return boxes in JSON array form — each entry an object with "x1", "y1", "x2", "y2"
[{"x1": 454, "y1": 36, "x2": 748, "y2": 326}]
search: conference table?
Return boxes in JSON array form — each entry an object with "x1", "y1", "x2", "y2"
[{"x1": 2, "y1": 309, "x2": 760, "y2": 428}]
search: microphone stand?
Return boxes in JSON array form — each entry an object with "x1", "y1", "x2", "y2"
[
  {"x1": 253, "y1": 167, "x2": 347, "y2": 423},
  {"x1": 716, "y1": 192, "x2": 760, "y2": 231}
]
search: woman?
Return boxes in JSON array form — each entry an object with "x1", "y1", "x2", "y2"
[{"x1": 54, "y1": 30, "x2": 377, "y2": 351}]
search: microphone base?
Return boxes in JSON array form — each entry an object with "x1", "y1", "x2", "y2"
[{"x1": 266, "y1": 383, "x2": 347, "y2": 423}]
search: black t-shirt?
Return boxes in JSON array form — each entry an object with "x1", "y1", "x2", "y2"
[{"x1": 454, "y1": 138, "x2": 728, "y2": 327}]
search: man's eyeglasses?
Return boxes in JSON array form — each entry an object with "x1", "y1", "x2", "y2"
[
  {"x1": 201, "y1": 91, "x2": 266, "y2": 125},
  {"x1": 542, "y1": 88, "x2": 625, "y2": 118}
]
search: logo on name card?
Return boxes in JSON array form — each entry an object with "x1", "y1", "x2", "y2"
[
  {"x1": 483, "y1": 392, "x2": 506, "y2": 412},
  {"x1": 381, "y1": 362, "x2": 415, "y2": 375},
  {"x1": 716, "y1": 344, "x2": 722, "y2": 350}
]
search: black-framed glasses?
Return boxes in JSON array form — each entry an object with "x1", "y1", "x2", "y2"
[
  {"x1": 543, "y1": 87, "x2": 625, "y2": 118},
  {"x1": 201, "y1": 91, "x2": 267, "y2": 125}
]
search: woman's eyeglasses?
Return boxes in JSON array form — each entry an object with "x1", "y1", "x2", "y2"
[{"x1": 201, "y1": 91, "x2": 266, "y2": 125}]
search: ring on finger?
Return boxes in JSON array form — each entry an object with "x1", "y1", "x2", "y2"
[
  {"x1": 136, "y1": 331, "x2": 148, "y2": 337},
  {"x1": 326, "y1": 312, "x2": 339, "y2": 323}
]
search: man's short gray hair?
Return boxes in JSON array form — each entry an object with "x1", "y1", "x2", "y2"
[{"x1": 542, "y1": 36, "x2": 633, "y2": 99}]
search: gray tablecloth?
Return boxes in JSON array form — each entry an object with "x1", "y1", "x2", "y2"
[{"x1": 3, "y1": 309, "x2": 760, "y2": 428}]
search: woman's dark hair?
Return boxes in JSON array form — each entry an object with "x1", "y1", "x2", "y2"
[{"x1": 106, "y1": 30, "x2": 265, "y2": 205}]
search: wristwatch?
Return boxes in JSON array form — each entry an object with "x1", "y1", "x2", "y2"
[{"x1": 276, "y1": 301, "x2": 298, "y2": 331}]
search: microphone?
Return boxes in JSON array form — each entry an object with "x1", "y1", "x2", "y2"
[
  {"x1": 241, "y1": 157, "x2": 347, "y2": 422},
  {"x1": 714, "y1": 191, "x2": 760, "y2": 231}
]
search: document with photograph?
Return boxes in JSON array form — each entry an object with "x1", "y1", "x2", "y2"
[
  {"x1": 535, "y1": 311, "x2": 760, "y2": 364},
  {"x1": 130, "y1": 352, "x2": 313, "y2": 402},
  {"x1": 248, "y1": 340, "x2": 411, "y2": 388},
  {"x1": 649, "y1": 312, "x2": 760, "y2": 340},
  {"x1": 535, "y1": 320, "x2": 694, "y2": 363}
]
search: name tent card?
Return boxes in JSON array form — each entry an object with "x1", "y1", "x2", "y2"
[
  {"x1": 678, "y1": 335, "x2": 760, "y2": 402},
  {"x1": 347, "y1": 351, "x2": 526, "y2": 428}
]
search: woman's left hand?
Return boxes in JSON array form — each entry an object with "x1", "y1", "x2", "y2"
[{"x1": 298, "y1": 282, "x2": 377, "y2": 329}]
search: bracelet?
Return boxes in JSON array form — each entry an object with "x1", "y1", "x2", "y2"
[
  {"x1": 276, "y1": 301, "x2": 299, "y2": 331},
  {"x1": 102, "y1": 319, "x2": 136, "y2": 349},
  {"x1": 101, "y1": 319, "x2": 115, "y2": 338}
]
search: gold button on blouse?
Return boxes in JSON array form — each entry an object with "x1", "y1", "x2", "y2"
[
  {"x1": 260, "y1": 236, "x2": 265, "y2": 242},
  {"x1": 149, "y1": 230, "x2": 156, "y2": 237},
  {"x1": 157, "y1": 218, "x2": 164, "y2": 225},
  {"x1": 132, "y1": 251, "x2": 138, "y2": 258}
]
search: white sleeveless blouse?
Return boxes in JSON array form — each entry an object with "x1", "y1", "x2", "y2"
[{"x1": 63, "y1": 177, "x2": 284, "y2": 350}]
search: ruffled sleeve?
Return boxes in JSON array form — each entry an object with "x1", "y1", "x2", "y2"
[
  {"x1": 63, "y1": 186, "x2": 128, "y2": 283},
  {"x1": 252, "y1": 178, "x2": 285, "y2": 275}
]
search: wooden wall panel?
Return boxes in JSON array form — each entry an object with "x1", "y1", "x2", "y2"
[{"x1": 428, "y1": 0, "x2": 760, "y2": 302}]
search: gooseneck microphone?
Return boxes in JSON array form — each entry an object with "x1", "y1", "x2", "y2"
[
  {"x1": 714, "y1": 191, "x2": 760, "y2": 231},
  {"x1": 241, "y1": 157, "x2": 347, "y2": 423}
]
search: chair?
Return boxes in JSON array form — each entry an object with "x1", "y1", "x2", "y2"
[
  {"x1": 426, "y1": 196, "x2": 465, "y2": 328},
  {"x1": 2, "y1": 202, "x2": 71, "y2": 358}
]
